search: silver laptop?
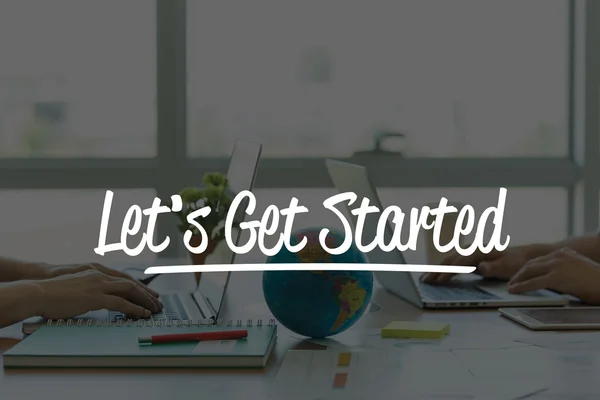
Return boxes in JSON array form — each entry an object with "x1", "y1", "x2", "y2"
[
  {"x1": 325, "y1": 159, "x2": 569, "y2": 309},
  {"x1": 125, "y1": 139, "x2": 262, "y2": 322},
  {"x1": 23, "y1": 140, "x2": 262, "y2": 334}
]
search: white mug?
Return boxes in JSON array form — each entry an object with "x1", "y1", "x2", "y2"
[{"x1": 423, "y1": 201, "x2": 465, "y2": 265}]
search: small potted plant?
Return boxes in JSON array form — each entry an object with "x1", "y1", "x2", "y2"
[{"x1": 170, "y1": 172, "x2": 236, "y2": 285}]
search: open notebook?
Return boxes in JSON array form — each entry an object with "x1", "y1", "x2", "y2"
[{"x1": 4, "y1": 319, "x2": 277, "y2": 368}]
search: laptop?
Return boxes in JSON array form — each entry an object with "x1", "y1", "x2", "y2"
[
  {"x1": 325, "y1": 159, "x2": 569, "y2": 309},
  {"x1": 22, "y1": 140, "x2": 262, "y2": 335}
]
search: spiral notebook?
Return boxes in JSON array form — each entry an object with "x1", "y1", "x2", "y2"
[{"x1": 4, "y1": 319, "x2": 277, "y2": 368}]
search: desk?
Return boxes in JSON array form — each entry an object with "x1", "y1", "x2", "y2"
[{"x1": 0, "y1": 270, "x2": 596, "y2": 399}]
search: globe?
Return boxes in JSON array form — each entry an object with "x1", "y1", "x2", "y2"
[{"x1": 262, "y1": 227, "x2": 374, "y2": 338}]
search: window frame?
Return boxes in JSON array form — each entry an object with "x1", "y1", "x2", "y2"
[{"x1": 0, "y1": 0, "x2": 596, "y2": 258}]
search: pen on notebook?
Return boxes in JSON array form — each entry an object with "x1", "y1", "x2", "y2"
[{"x1": 138, "y1": 330, "x2": 248, "y2": 344}]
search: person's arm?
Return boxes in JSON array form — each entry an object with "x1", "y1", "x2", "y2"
[
  {"x1": 0, "y1": 257, "x2": 50, "y2": 283},
  {"x1": 508, "y1": 247, "x2": 600, "y2": 304},
  {"x1": 425, "y1": 233, "x2": 600, "y2": 284},
  {"x1": 0, "y1": 256, "x2": 161, "y2": 301},
  {"x1": 534, "y1": 234, "x2": 600, "y2": 263},
  {"x1": 0, "y1": 270, "x2": 162, "y2": 329},
  {"x1": 0, "y1": 281, "x2": 42, "y2": 327}
]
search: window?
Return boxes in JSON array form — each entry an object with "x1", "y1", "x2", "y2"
[
  {"x1": 187, "y1": 0, "x2": 568, "y2": 158},
  {"x1": 0, "y1": 189, "x2": 158, "y2": 264},
  {"x1": 0, "y1": 1, "x2": 597, "y2": 264},
  {"x1": 0, "y1": 0, "x2": 156, "y2": 158}
]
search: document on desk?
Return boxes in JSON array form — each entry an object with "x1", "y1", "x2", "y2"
[
  {"x1": 301, "y1": 322, "x2": 529, "y2": 352},
  {"x1": 271, "y1": 348, "x2": 476, "y2": 398},
  {"x1": 270, "y1": 348, "x2": 546, "y2": 399},
  {"x1": 514, "y1": 332, "x2": 600, "y2": 351},
  {"x1": 363, "y1": 335, "x2": 529, "y2": 352},
  {"x1": 452, "y1": 346, "x2": 553, "y2": 385},
  {"x1": 451, "y1": 346, "x2": 600, "y2": 396}
]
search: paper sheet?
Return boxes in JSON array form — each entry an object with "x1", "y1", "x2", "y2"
[
  {"x1": 452, "y1": 346, "x2": 553, "y2": 379},
  {"x1": 279, "y1": 394, "x2": 476, "y2": 400},
  {"x1": 271, "y1": 349, "x2": 478, "y2": 397},
  {"x1": 452, "y1": 346, "x2": 600, "y2": 396},
  {"x1": 527, "y1": 393, "x2": 600, "y2": 399},
  {"x1": 514, "y1": 332, "x2": 600, "y2": 351},
  {"x1": 300, "y1": 322, "x2": 529, "y2": 352},
  {"x1": 270, "y1": 348, "x2": 548, "y2": 399},
  {"x1": 280, "y1": 323, "x2": 600, "y2": 398},
  {"x1": 364, "y1": 335, "x2": 529, "y2": 351}
]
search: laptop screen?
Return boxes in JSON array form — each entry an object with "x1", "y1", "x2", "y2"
[
  {"x1": 193, "y1": 140, "x2": 262, "y2": 318},
  {"x1": 325, "y1": 159, "x2": 408, "y2": 266}
]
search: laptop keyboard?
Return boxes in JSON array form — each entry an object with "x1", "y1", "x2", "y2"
[
  {"x1": 419, "y1": 283, "x2": 500, "y2": 301},
  {"x1": 108, "y1": 294, "x2": 189, "y2": 321}
]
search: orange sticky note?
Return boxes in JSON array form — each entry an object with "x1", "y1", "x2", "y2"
[
  {"x1": 338, "y1": 352, "x2": 352, "y2": 366},
  {"x1": 333, "y1": 372, "x2": 348, "y2": 388}
]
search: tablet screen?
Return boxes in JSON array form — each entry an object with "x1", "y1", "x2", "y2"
[{"x1": 520, "y1": 308, "x2": 600, "y2": 324}]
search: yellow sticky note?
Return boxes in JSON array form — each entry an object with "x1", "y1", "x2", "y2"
[
  {"x1": 381, "y1": 321, "x2": 450, "y2": 339},
  {"x1": 338, "y1": 352, "x2": 352, "y2": 366}
]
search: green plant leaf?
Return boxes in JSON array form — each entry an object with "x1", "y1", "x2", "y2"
[
  {"x1": 204, "y1": 172, "x2": 227, "y2": 186},
  {"x1": 204, "y1": 185, "x2": 225, "y2": 201},
  {"x1": 179, "y1": 187, "x2": 204, "y2": 204},
  {"x1": 175, "y1": 172, "x2": 233, "y2": 239}
]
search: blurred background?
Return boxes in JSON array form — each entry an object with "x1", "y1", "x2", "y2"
[{"x1": 0, "y1": 0, "x2": 593, "y2": 266}]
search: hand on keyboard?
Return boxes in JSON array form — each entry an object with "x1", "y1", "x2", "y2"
[
  {"x1": 508, "y1": 247, "x2": 600, "y2": 305},
  {"x1": 47, "y1": 262, "x2": 160, "y2": 298},
  {"x1": 421, "y1": 246, "x2": 536, "y2": 285},
  {"x1": 110, "y1": 294, "x2": 187, "y2": 321},
  {"x1": 419, "y1": 282, "x2": 499, "y2": 300},
  {"x1": 34, "y1": 270, "x2": 163, "y2": 320}
]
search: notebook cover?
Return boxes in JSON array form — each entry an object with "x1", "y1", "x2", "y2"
[{"x1": 4, "y1": 325, "x2": 277, "y2": 368}]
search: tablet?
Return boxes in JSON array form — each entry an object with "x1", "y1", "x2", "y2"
[{"x1": 499, "y1": 307, "x2": 600, "y2": 330}]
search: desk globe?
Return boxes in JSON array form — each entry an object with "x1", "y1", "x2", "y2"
[{"x1": 262, "y1": 227, "x2": 373, "y2": 338}]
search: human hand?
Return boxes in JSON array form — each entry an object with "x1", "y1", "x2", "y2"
[
  {"x1": 508, "y1": 247, "x2": 600, "y2": 305},
  {"x1": 33, "y1": 269, "x2": 163, "y2": 319},
  {"x1": 45, "y1": 262, "x2": 159, "y2": 298},
  {"x1": 421, "y1": 246, "x2": 535, "y2": 285}
]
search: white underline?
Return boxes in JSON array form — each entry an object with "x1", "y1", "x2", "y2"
[{"x1": 144, "y1": 264, "x2": 476, "y2": 274}]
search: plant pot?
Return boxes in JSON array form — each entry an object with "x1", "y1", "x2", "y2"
[{"x1": 188, "y1": 235, "x2": 219, "y2": 285}]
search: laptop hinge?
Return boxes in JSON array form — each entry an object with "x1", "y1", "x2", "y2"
[
  {"x1": 192, "y1": 292, "x2": 217, "y2": 321},
  {"x1": 409, "y1": 273, "x2": 426, "y2": 308}
]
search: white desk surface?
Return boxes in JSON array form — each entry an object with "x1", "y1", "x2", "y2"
[{"x1": 0, "y1": 261, "x2": 597, "y2": 399}]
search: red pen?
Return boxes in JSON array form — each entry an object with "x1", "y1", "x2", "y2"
[{"x1": 138, "y1": 329, "x2": 248, "y2": 344}]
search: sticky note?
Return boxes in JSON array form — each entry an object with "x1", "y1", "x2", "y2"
[
  {"x1": 381, "y1": 321, "x2": 450, "y2": 339},
  {"x1": 333, "y1": 372, "x2": 348, "y2": 388},
  {"x1": 337, "y1": 352, "x2": 352, "y2": 366}
]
